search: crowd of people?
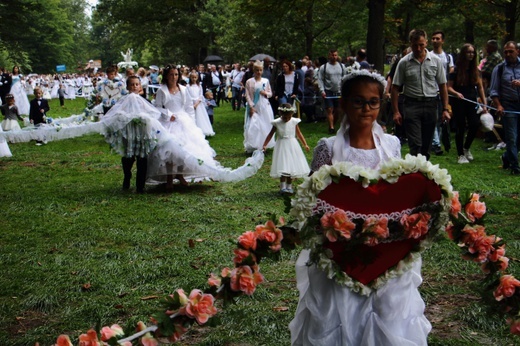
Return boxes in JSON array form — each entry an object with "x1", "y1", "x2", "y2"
[{"x1": 1, "y1": 29, "x2": 520, "y2": 344}]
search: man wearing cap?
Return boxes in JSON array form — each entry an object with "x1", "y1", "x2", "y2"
[{"x1": 391, "y1": 29, "x2": 450, "y2": 160}]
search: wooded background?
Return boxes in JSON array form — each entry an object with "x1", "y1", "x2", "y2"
[{"x1": 1, "y1": 0, "x2": 519, "y2": 73}]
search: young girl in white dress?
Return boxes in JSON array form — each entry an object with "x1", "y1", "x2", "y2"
[
  {"x1": 187, "y1": 72, "x2": 215, "y2": 137},
  {"x1": 243, "y1": 60, "x2": 275, "y2": 153},
  {"x1": 10, "y1": 66, "x2": 30, "y2": 115},
  {"x1": 289, "y1": 70, "x2": 431, "y2": 345},
  {"x1": 1, "y1": 94, "x2": 23, "y2": 131},
  {"x1": 262, "y1": 103, "x2": 309, "y2": 193},
  {"x1": 0, "y1": 125, "x2": 12, "y2": 157}
]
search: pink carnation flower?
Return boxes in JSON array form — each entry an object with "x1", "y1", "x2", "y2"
[
  {"x1": 233, "y1": 248, "x2": 256, "y2": 265},
  {"x1": 230, "y1": 265, "x2": 264, "y2": 295},
  {"x1": 494, "y1": 275, "x2": 520, "y2": 301},
  {"x1": 465, "y1": 193, "x2": 486, "y2": 222},
  {"x1": 401, "y1": 212, "x2": 431, "y2": 239},
  {"x1": 100, "y1": 324, "x2": 124, "y2": 341},
  {"x1": 255, "y1": 220, "x2": 283, "y2": 251},
  {"x1": 361, "y1": 217, "x2": 389, "y2": 245},
  {"x1": 78, "y1": 329, "x2": 100, "y2": 346},
  {"x1": 208, "y1": 273, "x2": 221, "y2": 287},
  {"x1": 180, "y1": 289, "x2": 218, "y2": 325},
  {"x1": 320, "y1": 210, "x2": 356, "y2": 242},
  {"x1": 55, "y1": 335, "x2": 73, "y2": 346},
  {"x1": 450, "y1": 191, "x2": 462, "y2": 218},
  {"x1": 238, "y1": 231, "x2": 257, "y2": 250}
]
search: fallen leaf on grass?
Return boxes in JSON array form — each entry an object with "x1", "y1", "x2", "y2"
[
  {"x1": 273, "y1": 306, "x2": 289, "y2": 312},
  {"x1": 118, "y1": 292, "x2": 128, "y2": 298},
  {"x1": 81, "y1": 283, "x2": 92, "y2": 291},
  {"x1": 189, "y1": 239, "x2": 195, "y2": 248},
  {"x1": 114, "y1": 304, "x2": 124, "y2": 309},
  {"x1": 140, "y1": 295, "x2": 159, "y2": 300}
]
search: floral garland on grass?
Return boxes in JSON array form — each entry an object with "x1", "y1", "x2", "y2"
[
  {"x1": 446, "y1": 191, "x2": 520, "y2": 335},
  {"x1": 289, "y1": 154, "x2": 453, "y2": 295},
  {"x1": 47, "y1": 217, "x2": 296, "y2": 345}
]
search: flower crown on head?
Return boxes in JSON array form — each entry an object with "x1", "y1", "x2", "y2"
[
  {"x1": 341, "y1": 69, "x2": 387, "y2": 90},
  {"x1": 278, "y1": 105, "x2": 295, "y2": 113}
]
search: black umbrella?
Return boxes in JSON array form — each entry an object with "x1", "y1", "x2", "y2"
[
  {"x1": 249, "y1": 53, "x2": 277, "y2": 62},
  {"x1": 203, "y1": 55, "x2": 224, "y2": 63}
]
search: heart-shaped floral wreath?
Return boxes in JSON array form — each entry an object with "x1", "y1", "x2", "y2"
[{"x1": 290, "y1": 154, "x2": 453, "y2": 295}]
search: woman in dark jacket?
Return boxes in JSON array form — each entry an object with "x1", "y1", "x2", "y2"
[{"x1": 275, "y1": 60, "x2": 300, "y2": 105}]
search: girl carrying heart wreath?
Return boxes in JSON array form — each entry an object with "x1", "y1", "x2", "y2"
[{"x1": 288, "y1": 69, "x2": 452, "y2": 345}]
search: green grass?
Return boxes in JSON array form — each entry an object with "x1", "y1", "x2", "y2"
[{"x1": 1, "y1": 97, "x2": 520, "y2": 345}]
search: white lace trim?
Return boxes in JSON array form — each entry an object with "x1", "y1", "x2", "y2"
[{"x1": 313, "y1": 198, "x2": 440, "y2": 221}]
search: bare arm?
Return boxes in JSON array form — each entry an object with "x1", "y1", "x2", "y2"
[
  {"x1": 296, "y1": 124, "x2": 310, "y2": 151},
  {"x1": 262, "y1": 126, "x2": 276, "y2": 151},
  {"x1": 391, "y1": 85, "x2": 402, "y2": 126}
]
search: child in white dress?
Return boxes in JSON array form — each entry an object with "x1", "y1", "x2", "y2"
[
  {"x1": 262, "y1": 103, "x2": 310, "y2": 193},
  {"x1": 0, "y1": 125, "x2": 12, "y2": 157},
  {"x1": 187, "y1": 72, "x2": 215, "y2": 137},
  {"x1": 1, "y1": 94, "x2": 23, "y2": 131}
]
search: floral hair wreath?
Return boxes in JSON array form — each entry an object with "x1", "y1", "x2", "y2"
[
  {"x1": 341, "y1": 69, "x2": 387, "y2": 90},
  {"x1": 278, "y1": 105, "x2": 296, "y2": 113}
]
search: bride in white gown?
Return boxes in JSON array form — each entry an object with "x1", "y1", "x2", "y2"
[{"x1": 289, "y1": 70, "x2": 431, "y2": 345}]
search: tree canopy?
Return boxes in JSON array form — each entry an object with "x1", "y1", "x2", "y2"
[{"x1": 1, "y1": 0, "x2": 519, "y2": 73}]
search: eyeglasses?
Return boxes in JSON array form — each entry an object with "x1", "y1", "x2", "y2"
[{"x1": 349, "y1": 97, "x2": 382, "y2": 110}]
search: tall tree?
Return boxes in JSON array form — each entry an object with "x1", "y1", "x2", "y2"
[{"x1": 366, "y1": 0, "x2": 386, "y2": 72}]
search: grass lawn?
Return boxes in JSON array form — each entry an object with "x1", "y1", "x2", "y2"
[{"x1": 1, "y1": 96, "x2": 520, "y2": 345}]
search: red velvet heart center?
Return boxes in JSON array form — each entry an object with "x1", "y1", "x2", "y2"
[{"x1": 318, "y1": 172, "x2": 442, "y2": 285}]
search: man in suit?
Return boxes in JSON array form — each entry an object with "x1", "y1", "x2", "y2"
[
  {"x1": 0, "y1": 67, "x2": 12, "y2": 104},
  {"x1": 29, "y1": 87, "x2": 50, "y2": 145},
  {"x1": 205, "y1": 64, "x2": 223, "y2": 106}
]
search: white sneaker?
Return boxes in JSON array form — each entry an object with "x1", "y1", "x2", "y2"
[
  {"x1": 463, "y1": 149, "x2": 473, "y2": 161},
  {"x1": 286, "y1": 187, "x2": 294, "y2": 194},
  {"x1": 458, "y1": 155, "x2": 470, "y2": 164},
  {"x1": 35, "y1": 142, "x2": 42, "y2": 146},
  {"x1": 497, "y1": 142, "x2": 507, "y2": 149}
]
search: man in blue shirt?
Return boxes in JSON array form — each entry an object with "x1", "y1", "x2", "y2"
[{"x1": 490, "y1": 41, "x2": 520, "y2": 175}]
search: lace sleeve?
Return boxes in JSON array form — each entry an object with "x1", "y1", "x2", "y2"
[{"x1": 311, "y1": 138, "x2": 333, "y2": 172}]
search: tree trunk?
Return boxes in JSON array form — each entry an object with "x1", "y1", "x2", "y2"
[
  {"x1": 305, "y1": 2, "x2": 314, "y2": 58},
  {"x1": 464, "y1": 18, "x2": 475, "y2": 44},
  {"x1": 366, "y1": 0, "x2": 386, "y2": 72},
  {"x1": 504, "y1": 0, "x2": 518, "y2": 42}
]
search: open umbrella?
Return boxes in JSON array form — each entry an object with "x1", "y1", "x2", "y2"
[
  {"x1": 249, "y1": 54, "x2": 277, "y2": 62},
  {"x1": 203, "y1": 55, "x2": 224, "y2": 63}
]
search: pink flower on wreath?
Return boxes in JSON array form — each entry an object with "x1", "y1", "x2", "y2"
[
  {"x1": 460, "y1": 224, "x2": 486, "y2": 245},
  {"x1": 180, "y1": 289, "x2": 217, "y2": 325},
  {"x1": 509, "y1": 319, "x2": 520, "y2": 335},
  {"x1": 233, "y1": 248, "x2": 256, "y2": 265},
  {"x1": 238, "y1": 231, "x2": 257, "y2": 250},
  {"x1": 400, "y1": 212, "x2": 431, "y2": 239},
  {"x1": 494, "y1": 275, "x2": 520, "y2": 301},
  {"x1": 465, "y1": 193, "x2": 486, "y2": 222},
  {"x1": 320, "y1": 209, "x2": 356, "y2": 242},
  {"x1": 175, "y1": 288, "x2": 189, "y2": 306},
  {"x1": 497, "y1": 256, "x2": 510, "y2": 271},
  {"x1": 78, "y1": 329, "x2": 100, "y2": 346},
  {"x1": 100, "y1": 324, "x2": 124, "y2": 341},
  {"x1": 361, "y1": 217, "x2": 389, "y2": 245},
  {"x1": 55, "y1": 335, "x2": 73, "y2": 346},
  {"x1": 221, "y1": 267, "x2": 231, "y2": 277},
  {"x1": 135, "y1": 321, "x2": 158, "y2": 346},
  {"x1": 450, "y1": 191, "x2": 462, "y2": 218},
  {"x1": 488, "y1": 242, "x2": 506, "y2": 262},
  {"x1": 468, "y1": 235, "x2": 495, "y2": 263},
  {"x1": 230, "y1": 265, "x2": 264, "y2": 295},
  {"x1": 255, "y1": 220, "x2": 283, "y2": 251},
  {"x1": 208, "y1": 273, "x2": 221, "y2": 287}
]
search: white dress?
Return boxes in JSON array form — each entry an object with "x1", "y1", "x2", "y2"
[
  {"x1": 270, "y1": 117, "x2": 309, "y2": 178},
  {"x1": 65, "y1": 80, "x2": 76, "y2": 100},
  {"x1": 243, "y1": 77, "x2": 275, "y2": 153},
  {"x1": 187, "y1": 84, "x2": 215, "y2": 136},
  {"x1": 148, "y1": 84, "x2": 216, "y2": 182},
  {"x1": 0, "y1": 126, "x2": 12, "y2": 157},
  {"x1": 10, "y1": 75, "x2": 30, "y2": 115},
  {"x1": 50, "y1": 80, "x2": 60, "y2": 98},
  {"x1": 289, "y1": 128, "x2": 431, "y2": 345}
]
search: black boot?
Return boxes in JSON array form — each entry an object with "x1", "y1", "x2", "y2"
[
  {"x1": 136, "y1": 157, "x2": 148, "y2": 193},
  {"x1": 121, "y1": 156, "x2": 135, "y2": 190}
]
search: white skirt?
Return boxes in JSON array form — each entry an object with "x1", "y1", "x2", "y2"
[
  {"x1": 194, "y1": 103, "x2": 215, "y2": 137},
  {"x1": 1, "y1": 119, "x2": 22, "y2": 132},
  {"x1": 289, "y1": 249, "x2": 431, "y2": 346}
]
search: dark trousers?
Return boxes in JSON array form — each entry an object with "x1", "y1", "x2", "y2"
[
  {"x1": 451, "y1": 97, "x2": 480, "y2": 156},
  {"x1": 231, "y1": 86, "x2": 242, "y2": 110},
  {"x1": 403, "y1": 99, "x2": 437, "y2": 160},
  {"x1": 122, "y1": 156, "x2": 148, "y2": 193},
  {"x1": 59, "y1": 96, "x2": 64, "y2": 107}
]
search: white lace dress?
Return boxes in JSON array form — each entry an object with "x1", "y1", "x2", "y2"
[
  {"x1": 270, "y1": 117, "x2": 309, "y2": 178},
  {"x1": 187, "y1": 84, "x2": 215, "y2": 137},
  {"x1": 243, "y1": 77, "x2": 275, "y2": 153},
  {"x1": 289, "y1": 133, "x2": 432, "y2": 346}
]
